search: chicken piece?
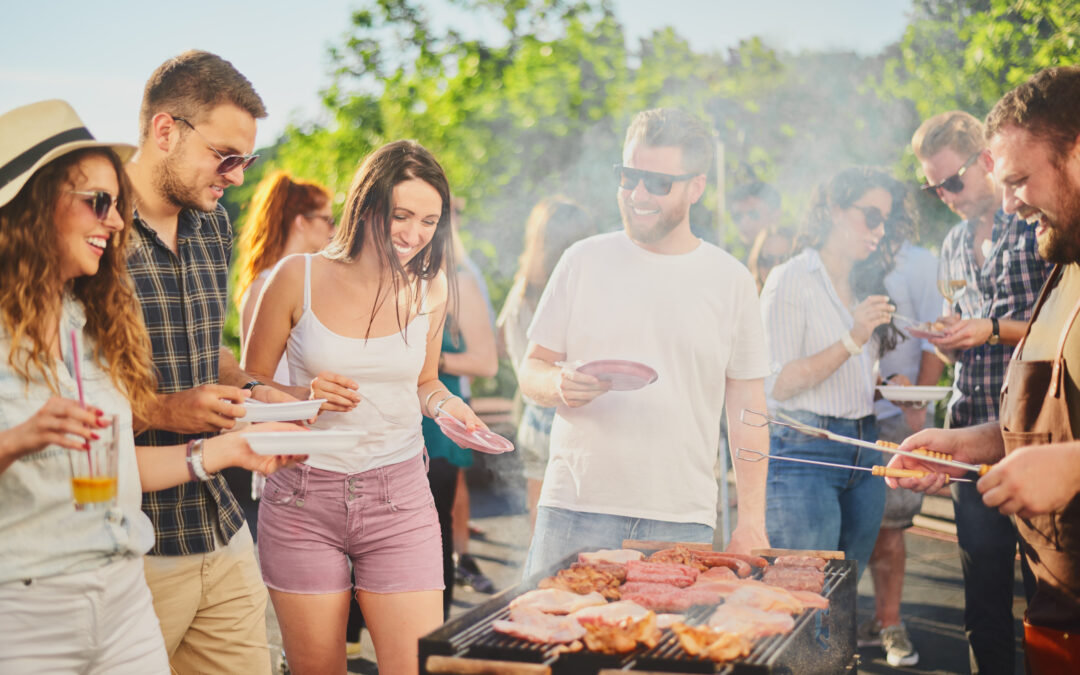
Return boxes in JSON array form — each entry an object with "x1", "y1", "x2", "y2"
[
  {"x1": 725, "y1": 584, "x2": 803, "y2": 614},
  {"x1": 572, "y1": 600, "x2": 650, "y2": 626},
  {"x1": 671, "y1": 622, "x2": 752, "y2": 662},
  {"x1": 538, "y1": 564, "x2": 622, "y2": 599},
  {"x1": 707, "y1": 603, "x2": 795, "y2": 640},
  {"x1": 582, "y1": 612, "x2": 661, "y2": 654},
  {"x1": 493, "y1": 607, "x2": 586, "y2": 643},
  {"x1": 508, "y1": 588, "x2": 607, "y2": 614}
]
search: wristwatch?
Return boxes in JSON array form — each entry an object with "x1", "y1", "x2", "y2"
[
  {"x1": 988, "y1": 318, "x2": 1001, "y2": 346},
  {"x1": 242, "y1": 380, "x2": 263, "y2": 391}
]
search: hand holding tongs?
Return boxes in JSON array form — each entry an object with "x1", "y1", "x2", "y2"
[
  {"x1": 735, "y1": 447, "x2": 972, "y2": 483},
  {"x1": 741, "y1": 408, "x2": 992, "y2": 476}
]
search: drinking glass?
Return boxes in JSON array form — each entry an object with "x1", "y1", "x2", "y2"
[
  {"x1": 68, "y1": 414, "x2": 118, "y2": 510},
  {"x1": 937, "y1": 255, "x2": 968, "y2": 316}
]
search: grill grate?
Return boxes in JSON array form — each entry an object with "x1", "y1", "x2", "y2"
[{"x1": 419, "y1": 554, "x2": 856, "y2": 675}]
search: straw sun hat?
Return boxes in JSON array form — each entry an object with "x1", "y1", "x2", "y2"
[{"x1": 0, "y1": 99, "x2": 136, "y2": 210}]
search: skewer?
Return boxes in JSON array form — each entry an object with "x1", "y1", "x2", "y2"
[
  {"x1": 740, "y1": 408, "x2": 991, "y2": 476},
  {"x1": 735, "y1": 447, "x2": 972, "y2": 483}
]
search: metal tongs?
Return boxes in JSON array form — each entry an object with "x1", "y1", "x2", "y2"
[
  {"x1": 741, "y1": 408, "x2": 991, "y2": 476},
  {"x1": 735, "y1": 447, "x2": 972, "y2": 483}
]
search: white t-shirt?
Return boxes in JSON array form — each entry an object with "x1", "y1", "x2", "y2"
[{"x1": 528, "y1": 231, "x2": 770, "y2": 527}]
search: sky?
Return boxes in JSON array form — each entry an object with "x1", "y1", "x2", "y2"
[{"x1": 1, "y1": 0, "x2": 912, "y2": 149}]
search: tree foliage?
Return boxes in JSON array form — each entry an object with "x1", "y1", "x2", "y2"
[{"x1": 221, "y1": 0, "x2": 1079, "y2": 369}]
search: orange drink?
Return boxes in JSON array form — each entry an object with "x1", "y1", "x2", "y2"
[{"x1": 71, "y1": 476, "x2": 118, "y2": 504}]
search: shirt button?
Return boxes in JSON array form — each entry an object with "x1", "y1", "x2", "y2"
[
  {"x1": 295, "y1": 499, "x2": 305, "y2": 507},
  {"x1": 974, "y1": 386, "x2": 982, "y2": 391}
]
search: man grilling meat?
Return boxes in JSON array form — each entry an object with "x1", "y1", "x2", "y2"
[
  {"x1": 889, "y1": 66, "x2": 1080, "y2": 673},
  {"x1": 518, "y1": 108, "x2": 771, "y2": 578}
]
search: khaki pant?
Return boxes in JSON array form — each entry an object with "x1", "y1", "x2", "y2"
[{"x1": 143, "y1": 524, "x2": 270, "y2": 675}]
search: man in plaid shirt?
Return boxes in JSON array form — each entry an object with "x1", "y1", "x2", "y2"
[
  {"x1": 125, "y1": 51, "x2": 295, "y2": 674},
  {"x1": 912, "y1": 111, "x2": 1053, "y2": 675}
]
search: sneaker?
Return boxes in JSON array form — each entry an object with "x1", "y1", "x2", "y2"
[
  {"x1": 455, "y1": 553, "x2": 496, "y2": 594},
  {"x1": 856, "y1": 617, "x2": 882, "y2": 647},
  {"x1": 345, "y1": 641, "x2": 364, "y2": 660},
  {"x1": 881, "y1": 622, "x2": 919, "y2": 667}
]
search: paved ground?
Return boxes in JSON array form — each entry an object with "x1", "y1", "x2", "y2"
[{"x1": 239, "y1": 434, "x2": 1028, "y2": 674}]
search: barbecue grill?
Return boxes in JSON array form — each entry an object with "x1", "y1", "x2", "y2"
[{"x1": 419, "y1": 551, "x2": 856, "y2": 674}]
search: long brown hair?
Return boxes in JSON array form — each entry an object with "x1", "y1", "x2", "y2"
[
  {"x1": 0, "y1": 149, "x2": 157, "y2": 420},
  {"x1": 796, "y1": 167, "x2": 912, "y2": 354},
  {"x1": 512, "y1": 196, "x2": 596, "y2": 308},
  {"x1": 324, "y1": 140, "x2": 454, "y2": 338},
  {"x1": 235, "y1": 170, "x2": 330, "y2": 306}
]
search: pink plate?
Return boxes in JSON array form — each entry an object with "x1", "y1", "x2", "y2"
[
  {"x1": 576, "y1": 359, "x2": 659, "y2": 391},
  {"x1": 435, "y1": 416, "x2": 515, "y2": 454}
]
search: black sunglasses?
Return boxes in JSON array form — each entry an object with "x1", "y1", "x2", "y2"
[
  {"x1": 921, "y1": 151, "x2": 982, "y2": 195},
  {"x1": 853, "y1": 205, "x2": 887, "y2": 230},
  {"x1": 173, "y1": 116, "x2": 258, "y2": 175},
  {"x1": 68, "y1": 190, "x2": 116, "y2": 221},
  {"x1": 613, "y1": 164, "x2": 698, "y2": 196}
]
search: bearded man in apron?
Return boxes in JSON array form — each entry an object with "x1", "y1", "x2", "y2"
[{"x1": 887, "y1": 65, "x2": 1080, "y2": 673}]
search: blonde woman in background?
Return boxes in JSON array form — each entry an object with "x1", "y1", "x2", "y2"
[{"x1": 496, "y1": 196, "x2": 597, "y2": 531}]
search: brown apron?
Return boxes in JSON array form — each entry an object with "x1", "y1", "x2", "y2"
[{"x1": 999, "y1": 265, "x2": 1080, "y2": 671}]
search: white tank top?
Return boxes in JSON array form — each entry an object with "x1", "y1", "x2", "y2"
[{"x1": 287, "y1": 254, "x2": 429, "y2": 473}]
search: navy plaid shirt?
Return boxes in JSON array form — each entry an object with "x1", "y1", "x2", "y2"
[
  {"x1": 127, "y1": 204, "x2": 245, "y2": 556},
  {"x1": 941, "y1": 210, "x2": 1053, "y2": 427}
]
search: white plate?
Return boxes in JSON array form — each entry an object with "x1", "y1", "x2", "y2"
[
  {"x1": 244, "y1": 430, "x2": 365, "y2": 455},
  {"x1": 243, "y1": 399, "x2": 325, "y2": 423},
  {"x1": 877, "y1": 385, "x2": 953, "y2": 403}
]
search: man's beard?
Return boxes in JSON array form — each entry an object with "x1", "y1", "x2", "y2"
[
  {"x1": 1036, "y1": 172, "x2": 1080, "y2": 264},
  {"x1": 154, "y1": 154, "x2": 207, "y2": 212},
  {"x1": 619, "y1": 197, "x2": 687, "y2": 246}
]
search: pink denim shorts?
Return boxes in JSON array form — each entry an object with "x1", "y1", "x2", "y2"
[{"x1": 257, "y1": 453, "x2": 444, "y2": 594}]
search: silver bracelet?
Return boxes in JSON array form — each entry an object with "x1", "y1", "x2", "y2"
[
  {"x1": 185, "y1": 438, "x2": 212, "y2": 481},
  {"x1": 432, "y1": 394, "x2": 459, "y2": 417},
  {"x1": 424, "y1": 389, "x2": 451, "y2": 416}
]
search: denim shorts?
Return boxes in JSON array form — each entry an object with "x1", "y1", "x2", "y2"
[{"x1": 257, "y1": 454, "x2": 444, "y2": 595}]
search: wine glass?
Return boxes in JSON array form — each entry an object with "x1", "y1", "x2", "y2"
[{"x1": 937, "y1": 255, "x2": 968, "y2": 316}]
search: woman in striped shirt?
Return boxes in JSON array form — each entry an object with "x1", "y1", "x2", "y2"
[{"x1": 760, "y1": 167, "x2": 909, "y2": 580}]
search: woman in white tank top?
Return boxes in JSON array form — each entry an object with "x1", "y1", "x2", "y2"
[{"x1": 243, "y1": 141, "x2": 486, "y2": 675}]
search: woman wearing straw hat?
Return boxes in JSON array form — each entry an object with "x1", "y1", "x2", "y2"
[{"x1": 0, "y1": 99, "x2": 302, "y2": 673}]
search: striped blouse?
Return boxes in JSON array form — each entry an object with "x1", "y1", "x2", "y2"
[{"x1": 760, "y1": 248, "x2": 880, "y2": 419}]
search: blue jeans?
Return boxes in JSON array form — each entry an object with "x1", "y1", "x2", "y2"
[
  {"x1": 765, "y1": 410, "x2": 884, "y2": 581},
  {"x1": 522, "y1": 507, "x2": 713, "y2": 579}
]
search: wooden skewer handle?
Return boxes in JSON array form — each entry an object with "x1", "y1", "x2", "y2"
[
  {"x1": 911, "y1": 447, "x2": 953, "y2": 461},
  {"x1": 978, "y1": 464, "x2": 992, "y2": 476},
  {"x1": 871, "y1": 465, "x2": 950, "y2": 483}
]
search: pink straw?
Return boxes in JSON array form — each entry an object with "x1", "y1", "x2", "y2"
[{"x1": 70, "y1": 329, "x2": 93, "y2": 474}]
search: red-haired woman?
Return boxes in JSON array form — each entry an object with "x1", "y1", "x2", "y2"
[{"x1": 236, "y1": 170, "x2": 334, "y2": 366}]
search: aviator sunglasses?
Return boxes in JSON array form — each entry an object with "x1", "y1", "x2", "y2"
[
  {"x1": 613, "y1": 164, "x2": 698, "y2": 196},
  {"x1": 921, "y1": 151, "x2": 982, "y2": 196},
  {"x1": 173, "y1": 116, "x2": 259, "y2": 175},
  {"x1": 68, "y1": 190, "x2": 116, "y2": 221}
]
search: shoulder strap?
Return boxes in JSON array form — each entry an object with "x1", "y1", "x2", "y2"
[{"x1": 303, "y1": 253, "x2": 312, "y2": 312}]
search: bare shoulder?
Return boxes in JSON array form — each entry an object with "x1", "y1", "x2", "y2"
[{"x1": 426, "y1": 269, "x2": 449, "y2": 307}]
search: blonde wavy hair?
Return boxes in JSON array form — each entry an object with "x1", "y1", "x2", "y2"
[{"x1": 0, "y1": 149, "x2": 157, "y2": 420}]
